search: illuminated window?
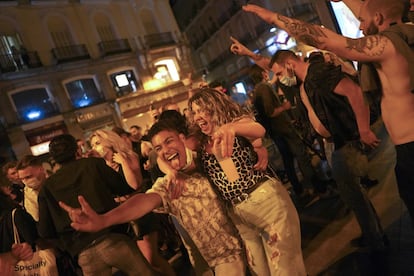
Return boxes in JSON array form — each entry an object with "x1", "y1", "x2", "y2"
[
  {"x1": 154, "y1": 59, "x2": 180, "y2": 82},
  {"x1": 10, "y1": 87, "x2": 58, "y2": 122},
  {"x1": 109, "y1": 69, "x2": 139, "y2": 97},
  {"x1": 154, "y1": 65, "x2": 171, "y2": 83},
  {"x1": 65, "y1": 78, "x2": 104, "y2": 108}
]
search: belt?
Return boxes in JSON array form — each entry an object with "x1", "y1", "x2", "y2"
[{"x1": 230, "y1": 176, "x2": 268, "y2": 205}]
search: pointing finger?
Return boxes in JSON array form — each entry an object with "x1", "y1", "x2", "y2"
[{"x1": 59, "y1": 201, "x2": 73, "y2": 213}]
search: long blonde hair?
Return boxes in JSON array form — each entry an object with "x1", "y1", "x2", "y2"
[{"x1": 90, "y1": 129, "x2": 137, "y2": 160}]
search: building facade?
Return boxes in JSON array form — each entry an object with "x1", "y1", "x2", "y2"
[
  {"x1": 170, "y1": 0, "x2": 330, "y2": 93},
  {"x1": 0, "y1": 0, "x2": 193, "y2": 161}
]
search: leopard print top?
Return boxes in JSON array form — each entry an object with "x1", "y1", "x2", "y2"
[{"x1": 200, "y1": 136, "x2": 266, "y2": 202}]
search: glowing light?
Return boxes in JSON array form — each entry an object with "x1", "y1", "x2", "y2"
[
  {"x1": 115, "y1": 74, "x2": 129, "y2": 87},
  {"x1": 270, "y1": 27, "x2": 277, "y2": 32},
  {"x1": 26, "y1": 110, "x2": 42, "y2": 120},
  {"x1": 75, "y1": 94, "x2": 91, "y2": 108},
  {"x1": 30, "y1": 141, "x2": 51, "y2": 156},
  {"x1": 143, "y1": 79, "x2": 163, "y2": 91},
  {"x1": 265, "y1": 38, "x2": 277, "y2": 55},
  {"x1": 276, "y1": 30, "x2": 289, "y2": 44},
  {"x1": 154, "y1": 59, "x2": 179, "y2": 81}
]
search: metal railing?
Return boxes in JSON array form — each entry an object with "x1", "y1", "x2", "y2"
[
  {"x1": 51, "y1": 44, "x2": 90, "y2": 63},
  {"x1": 98, "y1": 39, "x2": 131, "y2": 56},
  {"x1": 144, "y1": 32, "x2": 175, "y2": 48},
  {"x1": 0, "y1": 51, "x2": 42, "y2": 73}
]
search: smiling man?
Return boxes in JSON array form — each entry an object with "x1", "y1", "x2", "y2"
[
  {"x1": 16, "y1": 155, "x2": 48, "y2": 222},
  {"x1": 59, "y1": 120, "x2": 246, "y2": 276}
]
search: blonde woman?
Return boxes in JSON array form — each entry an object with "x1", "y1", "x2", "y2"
[
  {"x1": 90, "y1": 129, "x2": 175, "y2": 276},
  {"x1": 90, "y1": 129, "x2": 142, "y2": 191}
]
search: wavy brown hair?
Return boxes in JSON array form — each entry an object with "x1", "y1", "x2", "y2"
[{"x1": 187, "y1": 88, "x2": 253, "y2": 136}]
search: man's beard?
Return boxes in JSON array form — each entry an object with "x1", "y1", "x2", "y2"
[
  {"x1": 364, "y1": 21, "x2": 379, "y2": 36},
  {"x1": 408, "y1": 11, "x2": 414, "y2": 23}
]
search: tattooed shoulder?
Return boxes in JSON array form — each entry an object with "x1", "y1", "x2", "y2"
[{"x1": 345, "y1": 35, "x2": 387, "y2": 57}]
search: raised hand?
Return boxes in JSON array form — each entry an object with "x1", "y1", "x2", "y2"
[
  {"x1": 242, "y1": 4, "x2": 276, "y2": 24},
  {"x1": 212, "y1": 125, "x2": 236, "y2": 159},
  {"x1": 59, "y1": 196, "x2": 106, "y2": 232},
  {"x1": 230, "y1": 36, "x2": 250, "y2": 56},
  {"x1": 112, "y1": 152, "x2": 127, "y2": 165}
]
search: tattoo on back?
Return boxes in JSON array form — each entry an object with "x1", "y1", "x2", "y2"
[
  {"x1": 277, "y1": 14, "x2": 327, "y2": 47},
  {"x1": 345, "y1": 36, "x2": 387, "y2": 56}
]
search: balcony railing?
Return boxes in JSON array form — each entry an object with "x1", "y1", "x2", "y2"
[
  {"x1": 0, "y1": 53, "x2": 16, "y2": 73},
  {"x1": 0, "y1": 51, "x2": 42, "y2": 73},
  {"x1": 52, "y1": 44, "x2": 90, "y2": 63},
  {"x1": 144, "y1": 32, "x2": 175, "y2": 48},
  {"x1": 98, "y1": 39, "x2": 132, "y2": 56},
  {"x1": 26, "y1": 51, "x2": 43, "y2": 68}
]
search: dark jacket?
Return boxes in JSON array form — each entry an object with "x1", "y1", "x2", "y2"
[{"x1": 38, "y1": 157, "x2": 133, "y2": 257}]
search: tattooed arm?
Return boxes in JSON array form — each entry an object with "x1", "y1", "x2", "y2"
[{"x1": 242, "y1": 4, "x2": 393, "y2": 63}]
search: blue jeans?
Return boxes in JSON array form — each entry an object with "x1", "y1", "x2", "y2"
[
  {"x1": 77, "y1": 233, "x2": 156, "y2": 276},
  {"x1": 331, "y1": 143, "x2": 385, "y2": 249},
  {"x1": 229, "y1": 177, "x2": 306, "y2": 276}
]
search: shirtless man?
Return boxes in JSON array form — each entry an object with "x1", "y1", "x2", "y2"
[{"x1": 239, "y1": 0, "x2": 414, "y2": 224}]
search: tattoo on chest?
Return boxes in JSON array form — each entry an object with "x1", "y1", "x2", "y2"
[{"x1": 345, "y1": 36, "x2": 387, "y2": 56}]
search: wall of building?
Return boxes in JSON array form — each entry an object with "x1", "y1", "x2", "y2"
[{"x1": 0, "y1": 0, "x2": 192, "y2": 161}]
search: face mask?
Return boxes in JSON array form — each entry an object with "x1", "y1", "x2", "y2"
[
  {"x1": 267, "y1": 70, "x2": 274, "y2": 81},
  {"x1": 24, "y1": 178, "x2": 42, "y2": 190},
  {"x1": 180, "y1": 147, "x2": 193, "y2": 171},
  {"x1": 279, "y1": 75, "x2": 297, "y2": 87},
  {"x1": 408, "y1": 11, "x2": 414, "y2": 24}
]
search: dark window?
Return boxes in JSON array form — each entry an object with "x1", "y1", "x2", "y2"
[
  {"x1": 65, "y1": 78, "x2": 104, "y2": 108},
  {"x1": 11, "y1": 88, "x2": 58, "y2": 122}
]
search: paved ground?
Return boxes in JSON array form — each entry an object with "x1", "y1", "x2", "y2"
[{"x1": 299, "y1": 123, "x2": 414, "y2": 276}]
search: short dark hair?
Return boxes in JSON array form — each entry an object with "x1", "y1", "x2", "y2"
[
  {"x1": 249, "y1": 64, "x2": 265, "y2": 85},
  {"x1": 147, "y1": 120, "x2": 183, "y2": 142},
  {"x1": 209, "y1": 80, "x2": 223, "y2": 89},
  {"x1": 129, "y1": 125, "x2": 141, "y2": 131},
  {"x1": 269, "y1": 50, "x2": 299, "y2": 68},
  {"x1": 2, "y1": 161, "x2": 17, "y2": 176},
  {"x1": 49, "y1": 134, "x2": 78, "y2": 164},
  {"x1": 16, "y1": 155, "x2": 42, "y2": 171},
  {"x1": 112, "y1": 126, "x2": 130, "y2": 137},
  {"x1": 158, "y1": 110, "x2": 188, "y2": 136},
  {"x1": 308, "y1": 51, "x2": 325, "y2": 64}
]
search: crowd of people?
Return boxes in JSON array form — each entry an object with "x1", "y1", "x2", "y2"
[{"x1": 0, "y1": 0, "x2": 413, "y2": 275}]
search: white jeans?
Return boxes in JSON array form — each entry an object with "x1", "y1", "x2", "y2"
[
  {"x1": 214, "y1": 257, "x2": 245, "y2": 276},
  {"x1": 229, "y1": 177, "x2": 306, "y2": 276}
]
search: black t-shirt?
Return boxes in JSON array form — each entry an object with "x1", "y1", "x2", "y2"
[
  {"x1": 304, "y1": 61, "x2": 360, "y2": 149},
  {"x1": 253, "y1": 82, "x2": 292, "y2": 136}
]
